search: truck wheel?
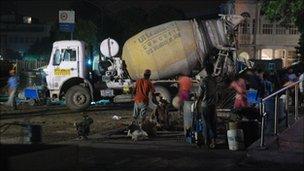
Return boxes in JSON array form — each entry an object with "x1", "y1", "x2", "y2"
[
  {"x1": 149, "y1": 86, "x2": 171, "y2": 110},
  {"x1": 66, "y1": 85, "x2": 91, "y2": 112}
]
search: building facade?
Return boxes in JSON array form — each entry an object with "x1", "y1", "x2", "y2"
[
  {"x1": 232, "y1": 0, "x2": 300, "y2": 67},
  {"x1": 0, "y1": 13, "x2": 51, "y2": 59}
]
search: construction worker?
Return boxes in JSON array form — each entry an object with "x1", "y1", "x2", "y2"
[
  {"x1": 2, "y1": 69, "x2": 19, "y2": 110},
  {"x1": 197, "y1": 64, "x2": 217, "y2": 149},
  {"x1": 133, "y1": 69, "x2": 155, "y2": 128},
  {"x1": 178, "y1": 73, "x2": 192, "y2": 114}
]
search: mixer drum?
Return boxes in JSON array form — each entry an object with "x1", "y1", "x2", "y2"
[{"x1": 122, "y1": 20, "x2": 201, "y2": 80}]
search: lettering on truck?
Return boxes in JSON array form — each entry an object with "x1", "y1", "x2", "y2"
[{"x1": 54, "y1": 68, "x2": 71, "y2": 76}]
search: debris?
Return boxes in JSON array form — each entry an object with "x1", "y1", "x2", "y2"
[
  {"x1": 74, "y1": 113, "x2": 94, "y2": 140},
  {"x1": 126, "y1": 121, "x2": 148, "y2": 141},
  {"x1": 112, "y1": 115, "x2": 122, "y2": 120}
]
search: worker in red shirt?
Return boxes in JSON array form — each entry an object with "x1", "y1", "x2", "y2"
[
  {"x1": 133, "y1": 69, "x2": 155, "y2": 126},
  {"x1": 178, "y1": 73, "x2": 192, "y2": 114}
]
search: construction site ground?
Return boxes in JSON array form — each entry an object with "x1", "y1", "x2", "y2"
[{"x1": 1, "y1": 103, "x2": 303, "y2": 171}]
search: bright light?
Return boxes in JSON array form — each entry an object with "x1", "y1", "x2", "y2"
[
  {"x1": 23, "y1": 16, "x2": 32, "y2": 24},
  {"x1": 87, "y1": 59, "x2": 92, "y2": 65}
]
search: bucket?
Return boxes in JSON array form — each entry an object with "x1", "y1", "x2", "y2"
[
  {"x1": 183, "y1": 101, "x2": 194, "y2": 135},
  {"x1": 227, "y1": 129, "x2": 245, "y2": 150},
  {"x1": 23, "y1": 124, "x2": 42, "y2": 144},
  {"x1": 247, "y1": 89, "x2": 258, "y2": 106}
]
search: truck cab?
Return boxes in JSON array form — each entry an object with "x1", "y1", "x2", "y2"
[
  {"x1": 44, "y1": 39, "x2": 133, "y2": 111},
  {"x1": 44, "y1": 40, "x2": 93, "y2": 111}
]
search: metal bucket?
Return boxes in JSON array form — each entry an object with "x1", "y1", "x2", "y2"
[{"x1": 23, "y1": 124, "x2": 42, "y2": 144}]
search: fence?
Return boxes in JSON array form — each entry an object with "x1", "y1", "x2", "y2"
[
  {"x1": 16, "y1": 60, "x2": 48, "y2": 73},
  {"x1": 259, "y1": 78, "x2": 303, "y2": 148}
]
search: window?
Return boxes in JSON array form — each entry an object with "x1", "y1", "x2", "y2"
[
  {"x1": 275, "y1": 25, "x2": 286, "y2": 34},
  {"x1": 261, "y1": 49, "x2": 273, "y2": 60},
  {"x1": 262, "y1": 24, "x2": 273, "y2": 34},
  {"x1": 239, "y1": 12, "x2": 251, "y2": 35},
  {"x1": 288, "y1": 25, "x2": 298, "y2": 34},
  {"x1": 239, "y1": 22, "x2": 250, "y2": 34},
  {"x1": 252, "y1": 19, "x2": 255, "y2": 34},
  {"x1": 274, "y1": 49, "x2": 286, "y2": 58},
  {"x1": 62, "y1": 49, "x2": 76, "y2": 61},
  {"x1": 53, "y1": 49, "x2": 61, "y2": 65}
]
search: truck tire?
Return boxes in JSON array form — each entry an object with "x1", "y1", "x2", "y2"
[
  {"x1": 149, "y1": 85, "x2": 171, "y2": 110},
  {"x1": 65, "y1": 85, "x2": 91, "y2": 112}
]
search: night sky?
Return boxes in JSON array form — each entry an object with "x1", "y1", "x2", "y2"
[{"x1": 0, "y1": 0, "x2": 227, "y2": 23}]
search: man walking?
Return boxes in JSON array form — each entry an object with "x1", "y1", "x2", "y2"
[
  {"x1": 3, "y1": 70, "x2": 19, "y2": 110},
  {"x1": 133, "y1": 69, "x2": 155, "y2": 127},
  {"x1": 197, "y1": 64, "x2": 217, "y2": 148}
]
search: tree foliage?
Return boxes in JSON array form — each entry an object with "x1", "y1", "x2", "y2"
[{"x1": 262, "y1": 0, "x2": 304, "y2": 60}]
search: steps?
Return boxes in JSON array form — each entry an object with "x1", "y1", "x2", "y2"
[{"x1": 247, "y1": 117, "x2": 304, "y2": 165}]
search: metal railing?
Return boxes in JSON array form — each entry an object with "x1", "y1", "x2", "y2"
[{"x1": 259, "y1": 77, "x2": 303, "y2": 148}]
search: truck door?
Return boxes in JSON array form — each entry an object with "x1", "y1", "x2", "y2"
[{"x1": 46, "y1": 46, "x2": 79, "y2": 91}]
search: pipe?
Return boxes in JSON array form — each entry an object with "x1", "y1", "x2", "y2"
[
  {"x1": 285, "y1": 91, "x2": 289, "y2": 128},
  {"x1": 274, "y1": 95, "x2": 278, "y2": 135},
  {"x1": 295, "y1": 84, "x2": 299, "y2": 120},
  {"x1": 260, "y1": 102, "x2": 265, "y2": 148}
]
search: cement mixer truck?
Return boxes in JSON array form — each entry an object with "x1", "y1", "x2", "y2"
[{"x1": 44, "y1": 14, "x2": 244, "y2": 111}]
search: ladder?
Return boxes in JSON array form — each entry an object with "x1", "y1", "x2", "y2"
[{"x1": 213, "y1": 49, "x2": 230, "y2": 76}]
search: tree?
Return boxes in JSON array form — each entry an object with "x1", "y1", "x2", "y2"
[{"x1": 261, "y1": 0, "x2": 304, "y2": 61}]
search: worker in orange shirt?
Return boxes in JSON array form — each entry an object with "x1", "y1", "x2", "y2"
[
  {"x1": 133, "y1": 69, "x2": 155, "y2": 127},
  {"x1": 178, "y1": 73, "x2": 192, "y2": 114}
]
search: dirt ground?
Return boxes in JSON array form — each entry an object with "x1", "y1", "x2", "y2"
[
  {"x1": 0, "y1": 104, "x2": 134, "y2": 143},
  {"x1": 0, "y1": 103, "x2": 183, "y2": 144}
]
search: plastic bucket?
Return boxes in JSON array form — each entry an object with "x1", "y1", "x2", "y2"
[
  {"x1": 247, "y1": 89, "x2": 258, "y2": 106},
  {"x1": 227, "y1": 129, "x2": 245, "y2": 150},
  {"x1": 183, "y1": 101, "x2": 194, "y2": 135}
]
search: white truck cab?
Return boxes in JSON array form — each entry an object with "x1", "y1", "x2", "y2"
[
  {"x1": 44, "y1": 39, "x2": 133, "y2": 111},
  {"x1": 44, "y1": 40, "x2": 93, "y2": 111}
]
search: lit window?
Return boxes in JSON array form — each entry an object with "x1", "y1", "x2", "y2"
[
  {"x1": 23, "y1": 17, "x2": 32, "y2": 24},
  {"x1": 261, "y1": 49, "x2": 273, "y2": 60}
]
